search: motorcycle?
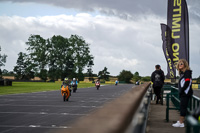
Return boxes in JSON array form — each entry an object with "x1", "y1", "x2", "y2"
[
  {"x1": 135, "y1": 81, "x2": 140, "y2": 85},
  {"x1": 115, "y1": 80, "x2": 118, "y2": 86},
  {"x1": 95, "y1": 82, "x2": 100, "y2": 90},
  {"x1": 71, "y1": 82, "x2": 77, "y2": 93},
  {"x1": 61, "y1": 85, "x2": 70, "y2": 101}
]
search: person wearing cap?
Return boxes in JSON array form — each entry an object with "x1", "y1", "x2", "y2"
[{"x1": 151, "y1": 64, "x2": 165, "y2": 104}]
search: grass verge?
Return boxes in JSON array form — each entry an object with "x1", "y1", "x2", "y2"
[{"x1": 0, "y1": 82, "x2": 110, "y2": 95}]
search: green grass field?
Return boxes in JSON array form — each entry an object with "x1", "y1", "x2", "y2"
[{"x1": 0, "y1": 82, "x2": 107, "y2": 95}]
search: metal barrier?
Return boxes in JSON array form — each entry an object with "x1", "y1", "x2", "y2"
[
  {"x1": 171, "y1": 86, "x2": 180, "y2": 109},
  {"x1": 186, "y1": 95, "x2": 200, "y2": 133},
  {"x1": 166, "y1": 92, "x2": 179, "y2": 122},
  {"x1": 59, "y1": 82, "x2": 151, "y2": 133},
  {"x1": 186, "y1": 116, "x2": 200, "y2": 133},
  {"x1": 165, "y1": 86, "x2": 200, "y2": 132},
  {"x1": 161, "y1": 83, "x2": 176, "y2": 105},
  {"x1": 126, "y1": 83, "x2": 152, "y2": 133},
  {"x1": 170, "y1": 86, "x2": 200, "y2": 111},
  {"x1": 164, "y1": 85, "x2": 180, "y2": 122}
]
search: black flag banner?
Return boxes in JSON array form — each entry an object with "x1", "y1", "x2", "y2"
[
  {"x1": 167, "y1": 0, "x2": 189, "y2": 66},
  {"x1": 161, "y1": 24, "x2": 176, "y2": 79}
]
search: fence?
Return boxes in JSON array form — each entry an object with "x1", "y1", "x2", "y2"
[
  {"x1": 170, "y1": 86, "x2": 200, "y2": 111},
  {"x1": 164, "y1": 85, "x2": 200, "y2": 132}
]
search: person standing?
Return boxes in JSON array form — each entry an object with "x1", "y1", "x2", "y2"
[
  {"x1": 172, "y1": 59, "x2": 193, "y2": 127},
  {"x1": 151, "y1": 64, "x2": 165, "y2": 104}
]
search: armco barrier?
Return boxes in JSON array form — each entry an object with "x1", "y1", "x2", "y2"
[{"x1": 59, "y1": 82, "x2": 151, "y2": 133}]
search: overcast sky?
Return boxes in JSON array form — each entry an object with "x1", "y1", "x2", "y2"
[{"x1": 0, "y1": 0, "x2": 200, "y2": 78}]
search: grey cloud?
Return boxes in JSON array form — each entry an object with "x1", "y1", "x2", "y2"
[
  {"x1": 1, "y1": 0, "x2": 200, "y2": 21},
  {"x1": 0, "y1": 0, "x2": 167, "y2": 18},
  {"x1": 1, "y1": 0, "x2": 199, "y2": 20}
]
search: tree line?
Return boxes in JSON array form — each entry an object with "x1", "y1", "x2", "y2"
[
  {"x1": 13, "y1": 34, "x2": 94, "y2": 81},
  {"x1": 0, "y1": 34, "x2": 152, "y2": 83},
  {"x1": 1, "y1": 35, "x2": 200, "y2": 83}
]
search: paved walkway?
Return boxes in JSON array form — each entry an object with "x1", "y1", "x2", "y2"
[{"x1": 146, "y1": 100, "x2": 185, "y2": 133}]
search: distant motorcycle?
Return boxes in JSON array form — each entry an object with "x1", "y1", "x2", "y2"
[
  {"x1": 61, "y1": 85, "x2": 70, "y2": 101},
  {"x1": 135, "y1": 81, "x2": 140, "y2": 85},
  {"x1": 115, "y1": 80, "x2": 118, "y2": 86},
  {"x1": 71, "y1": 82, "x2": 77, "y2": 93},
  {"x1": 95, "y1": 82, "x2": 100, "y2": 90}
]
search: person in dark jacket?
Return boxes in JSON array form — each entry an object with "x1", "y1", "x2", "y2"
[
  {"x1": 172, "y1": 59, "x2": 193, "y2": 127},
  {"x1": 61, "y1": 77, "x2": 72, "y2": 95},
  {"x1": 151, "y1": 64, "x2": 165, "y2": 104}
]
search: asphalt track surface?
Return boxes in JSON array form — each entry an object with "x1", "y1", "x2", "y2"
[{"x1": 0, "y1": 84, "x2": 135, "y2": 133}]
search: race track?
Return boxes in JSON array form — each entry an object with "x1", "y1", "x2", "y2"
[{"x1": 0, "y1": 84, "x2": 135, "y2": 133}]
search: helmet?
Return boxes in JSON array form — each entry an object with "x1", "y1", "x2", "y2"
[
  {"x1": 64, "y1": 77, "x2": 68, "y2": 81},
  {"x1": 73, "y1": 78, "x2": 76, "y2": 80}
]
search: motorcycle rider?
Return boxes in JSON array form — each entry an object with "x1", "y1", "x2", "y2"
[
  {"x1": 61, "y1": 77, "x2": 71, "y2": 95},
  {"x1": 71, "y1": 78, "x2": 78, "y2": 89},
  {"x1": 95, "y1": 79, "x2": 100, "y2": 86},
  {"x1": 115, "y1": 80, "x2": 118, "y2": 85}
]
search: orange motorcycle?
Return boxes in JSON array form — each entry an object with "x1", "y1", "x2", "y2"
[{"x1": 61, "y1": 85, "x2": 70, "y2": 101}]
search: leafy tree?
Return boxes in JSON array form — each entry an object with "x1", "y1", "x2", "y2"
[
  {"x1": 48, "y1": 35, "x2": 94, "y2": 80},
  {"x1": 2, "y1": 69, "x2": 8, "y2": 75},
  {"x1": 196, "y1": 76, "x2": 200, "y2": 83},
  {"x1": 87, "y1": 58, "x2": 94, "y2": 81},
  {"x1": 118, "y1": 70, "x2": 133, "y2": 83},
  {"x1": 13, "y1": 52, "x2": 35, "y2": 80},
  {"x1": 26, "y1": 35, "x2": 49, "y2": 81},
  {"x1": 68, "y1": 35, "x2": 94, "y2": 80},
  {"x1": 134, "y1": 72, "x2": 139, "y2": 76},
  {"x1": 98, "y1": 67, "x2": 110, "y2": 81},
  {"x1": 2, "y1": 70, "x2": 14, "y2": 76},
  {"x1": 132, "y1": 71, "x2": 141, "y2": 82},
  {"x1": 141, "y1": 76, "x2": 151, "y2": 81},
  {"x1": 48, "y1": 35, "x2": 70, "y2": 80},
  {"x1": 0, "y1": 46, "x2": 7, "y2": 79},
  {"x1": 39, "y1": 69, "x2": 48, "y2": 81},
  {"x1": 24, "y1": 34, "x2": 94, "y2": 81}
]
